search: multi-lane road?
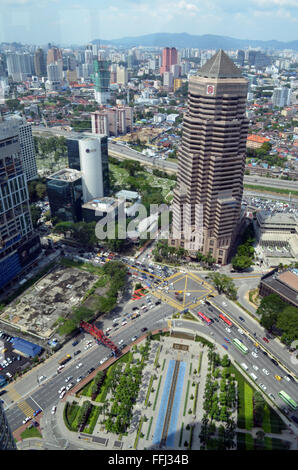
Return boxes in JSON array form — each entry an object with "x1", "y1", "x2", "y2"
[
  {"x1": 2, "y1": 254, "x2": 297, "y2": 437},
  {"x1": 31, "y1": 126, "x2": 298, "y2": 193}
]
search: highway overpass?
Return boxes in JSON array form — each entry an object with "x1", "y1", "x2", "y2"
[{"x1": 32, "y1": 126, "x2": 298, "y2": 192}]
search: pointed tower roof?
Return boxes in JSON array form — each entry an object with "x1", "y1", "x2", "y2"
[{"x1": 197, "y1": 49, "x2": 243, "y2": 79}]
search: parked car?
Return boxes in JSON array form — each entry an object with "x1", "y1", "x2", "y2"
[
  {"x1": 33, "y1": 409, "x2": 42, "y2": 417},
  {"x1": 262, "y1": 368, "x2": 270, "y2": 375},
  {"x1": 51, "y1": 406, "x2": 56, "y2": 414},
  {"x1": 22, "y1": 416, "x2": 31, "y2": 424},
  {"x1": 239, "y1": 316, "x2": 245, "y2": 322},
  {"x1": 263, "y1": 337, "x2": 269, "y2": 343},
  {"x1": 74, "y1": 350, "x2": 81, "y2": 356}
]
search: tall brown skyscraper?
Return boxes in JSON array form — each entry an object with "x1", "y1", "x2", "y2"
[
  {"x1": 34, "y1": 48, "x2": 46, "y2": 77},
  {"x1": 171, "y1": 50, "x2": 249, "y2": 265},
  {"x1": 160, "y1": 47, "x2": 178, "y2": 75}
]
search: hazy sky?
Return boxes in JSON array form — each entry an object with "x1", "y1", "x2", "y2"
[{"x1": 0, "y1": 0, "x2": 297, "y2": 45}]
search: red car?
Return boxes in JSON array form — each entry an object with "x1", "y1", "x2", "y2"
[{"x1": 263, "y1": 337, "x2": 269, "y2": 343}]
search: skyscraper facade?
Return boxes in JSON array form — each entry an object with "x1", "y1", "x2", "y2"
[
  {"x1": 93, "y1": 59, "x2": 110, "y2": 105},
  {"x1": 47, "y1": 46, "x2": 62, "y2": 65},
  {"x1": 171, "y1": 50, "x2": 249, "y2": 265},
  {"x1": 34, "y1": 48, "x2": 46, "y2": 77},
  {"x1": 160, "y1": 47, "x2": 178, "y2": 75},
  {"x1": 0, "y1": 402, "x2": 17, "y2": 450},
  {"x1": 4, "y1": 116, "x2": 38, "y2": 182},
  {"x1": 46, "y1": 168, "x2": 82, "y2": 223},
  {"x1": 272, "y1": 87, "x2": 291, "y2": 108},
  {"x1": 0, "y1": 119, "x2": 41, "y2": 292}
]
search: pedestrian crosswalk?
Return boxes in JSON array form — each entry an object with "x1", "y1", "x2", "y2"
[
  {"x1": 7, "y1": 386, "x2": 35, "y2": 418},
  {"x1": 18, "y1": 400, "x2": 35, "y2": 418}
]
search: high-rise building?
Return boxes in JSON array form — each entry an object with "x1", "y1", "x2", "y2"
[
  {"x1": 91, "y1": 107, "x2": 133, "y2": 137},
  {"x1": 46, "y1": 168, "x2": 82, "y2": 223},
  {"x1": 171, "y1": 50, "x2": 249, "y2": 265},
  {"x1": 160, "y1": 47, "x2": 178, "y2": 75},
  {"x1": 0, "y1": 119, "x2": 41, "y2": 293},
  {"x1": 47, "y1": 46, "x2": 62, "y2": 65},
  {"x1": 93, "y1": 59, "x2": 110, "y2": 105},
  {"x1": 79, "y1": 136, "x2": 110, "y2": 202},
  {"x1": 272, "y1": 87, "x2": 291, "y2": 107},
  {"x1": 4, "y1": 116, "x2": 38, "y2": 182},
  {"x1": 116, "y1": 65, "x2": 128, "y2": 85},
  {"x1": 237, "y1": 50, "x2": 245, "y2": 67},
  {"x1": 67, "y1": 133, "x2": 110, "y2": 198},
  {"x1": 0, "y1": 402, "x2": 17, "y2": 449},
  {"x1": 47, "y1": 63, "x2": 62, "y2": 81},
  {"x1": 247, "y1": 50, "x2": 257, "y2": 66},
  {"x1": 6, "y1": 52, "x2": 34, "y2": 81},
  {"x1": 163, "y1": 71, "x2": 174, "y2": 91},
  {"x1": 34, "y1": 48, "x2": 46, "y2": 77}
]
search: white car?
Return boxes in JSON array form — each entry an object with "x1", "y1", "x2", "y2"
[
  {"x1": 253, "y1": 365, "x2": 259, "y2": 371},
  {"x1": 66, "y1": 383, "x2": 73, "y2": 391},
  {"x1": 225, "y1": 328, "x2": 231, "y2": 333},
  {"x1": 51, "y1": 406, "x2": 56, "y2": 415},
  {"x1": 118, "y1": 339, "x2": 124, "y2": 345},
  {"x1": 76, "y1": 376, "x2": 83, "y2": 383},
  {"x1": 262, "y1": 368, "x2": 270, "y2": 376},
  {"x1": 65, "y1": 376, "x2": 72, "y2": 383},
  {"x1": 105, "y1": 327, "x2": 112, "y2": 333},
  {"x1": 252, "y1": 352, "x2": 258, "y2": 358},
  {"x1": 22, "y1": 416, "x2": 31, "y2": 424},
  {"x1": 131, "y1": 336, "x2": 137, "y2": 342},
  {"x1": 121, "y1": 320, "x2": 127, "y2": 326},
  {"x1": 39, "y1": 375, "x2": 46, "y2": 382},
  {"x1": 259, "y1": 383, "x2": 267, "y2": 391},
  {"x1": 58, "y1": 386, "x2": 66, "y2": 394},
  {"x1": 237, "y1": 329, "x2": 244, "y2": 335},
  {"x1": 284, "y1": 376, "x2": 291, "y2": 382},
  {"x1": 76, "y1": 363, "x2": 83, "y2": 369},
  {"x1": 59, "y1": 390, "x2": 66, "y2": 399}
]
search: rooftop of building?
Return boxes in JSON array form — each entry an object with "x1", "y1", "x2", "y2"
[
  {"x1": 278, "y1": 270, "x2": 298, "y2": 292},
  {"x1": 82, "y1": 197, "x2": 119, "y2": 212},
  {"x1": 256, "y1": 210, "x2": 297, "y2": 226},
  {"x1": 47, "y1": 168, "x2": 82, "y2": 182},
  {"x1": 247, "y1": 134, "x2": 270, "y2": 143},
  {"x1": 115, "y1": 189, "x2": 140, "y2": 201},
  {"x1": 197, "y1": 49, "x2": 243, "y2": 79},
  {"x1": 261, "y1": 268, "x2": 298, "y2": 306}
]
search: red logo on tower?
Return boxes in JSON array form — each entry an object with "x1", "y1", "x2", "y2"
[{"x1": 206, "y1": 85, "x2": 215, "y2": 95}]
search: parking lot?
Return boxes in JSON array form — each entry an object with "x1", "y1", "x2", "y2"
[{"x1": 0, "y1": 332, "x2": 31, "y2": 385}]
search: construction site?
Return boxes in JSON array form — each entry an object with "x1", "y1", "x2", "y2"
[{"x1": 0, "y1": 264, "x2": 98, "y2": 340}]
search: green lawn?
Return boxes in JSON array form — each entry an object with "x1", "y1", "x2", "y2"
[
  {"x1": 228, "y1": 364, "x2": 253, "y2": 430},
  {"x1": 20, "y1": 426, "x2": 42, "y2": 440},
  {"x1": 244, "y1": 383, "x2": 254, "y2": 430}
]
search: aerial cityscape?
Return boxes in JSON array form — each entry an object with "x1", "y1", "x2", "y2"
[{"x1": 0, "y1": 0, "x2": 298, "y2": 455}]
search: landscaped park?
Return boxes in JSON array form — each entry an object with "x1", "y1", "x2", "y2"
[{"x1": 61, "y1": 331, "x2": 291, "y2": 450}]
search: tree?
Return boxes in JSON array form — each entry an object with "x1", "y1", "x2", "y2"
[
  {"x1": 231, "y1": 255, "x2": 253, "y2": 271},
  {"x1": 208, "y1": 273, "x2": 237, "y2": 300},
  {"x1": 276, "y1": 306, "x2": 298, "y2": 345},
  {"x1": 30, "y1": 204, "x2": 42, "y2": 228},
  {"x1": 257, "y1": 293, "x2": 287, "y2": 332}
]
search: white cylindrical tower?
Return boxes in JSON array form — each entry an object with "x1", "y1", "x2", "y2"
[{"x1": 79, "y1": 138, "x2": 103, "y2": 203}]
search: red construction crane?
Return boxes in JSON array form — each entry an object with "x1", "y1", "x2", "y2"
[{"x1": 80, "y1": 321, "x2": 120, "y2": 356}]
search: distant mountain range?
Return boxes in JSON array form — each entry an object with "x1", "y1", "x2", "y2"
[{"x1": 92, "y1": 32, "x2": 298, "y2": 51}]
